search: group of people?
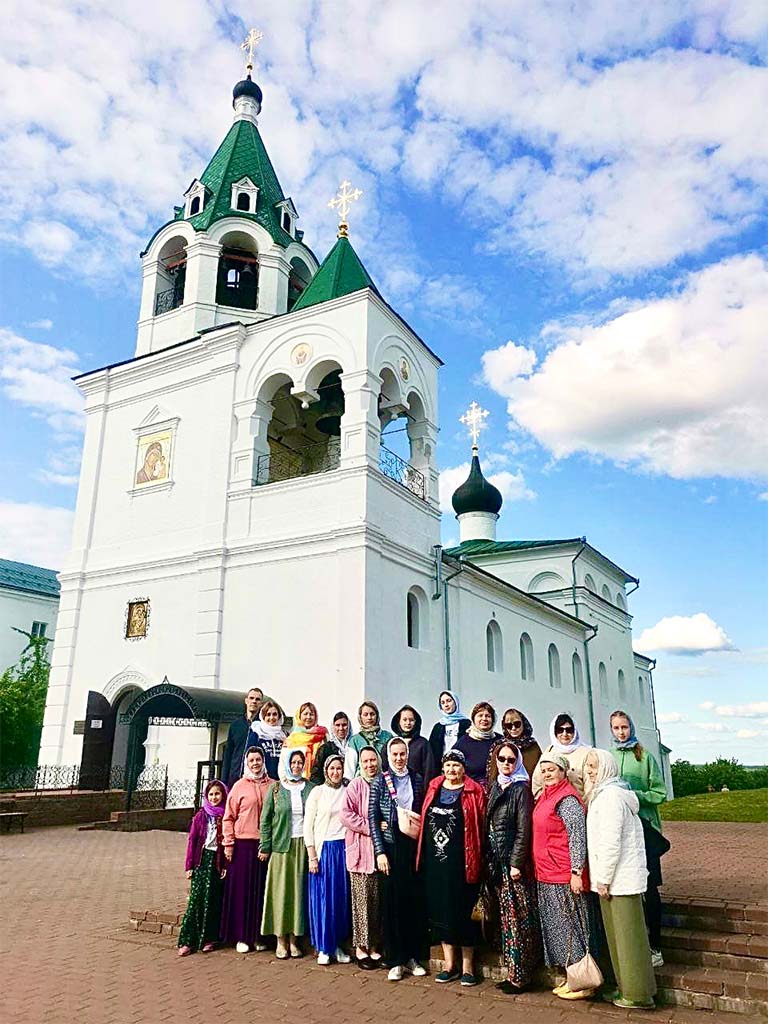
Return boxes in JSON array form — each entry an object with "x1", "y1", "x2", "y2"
[{"x1": 178, "y1": 689, "x2": 669, "y2": 1010}]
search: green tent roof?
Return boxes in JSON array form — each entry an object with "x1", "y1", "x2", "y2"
[
  {"x1": 443, "y1": 539, "x2": 582, "y2": 557},
  {"x1": 291, "y1": 234, "x2": 379, "y2": 312},
  {"x1": 176, "y1": 119, "x2": 293, "y2": 246},
  {"x1": 0, "y1": 558, "x2": 60, "y2": 597}
]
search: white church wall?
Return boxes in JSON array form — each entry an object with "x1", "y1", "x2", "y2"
[{"x1": 0, "y1": 588, "x2": 59, "y2": 674}]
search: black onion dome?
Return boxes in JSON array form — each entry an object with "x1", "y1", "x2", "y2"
[
  {"x1": 452, "y1": 454, "x2": 503, "y2": 516},
  {"x1": 233, "y1": 74, "x2": 263, "y2": 106}
]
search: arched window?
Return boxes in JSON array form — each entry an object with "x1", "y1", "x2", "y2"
[
  {"x1": 598, "y1": 662, "x2": 608, "y2": 703},
  {"x1": 616, "y1": 591, "x2": 627, "y2": 611},
  {"x1": 548, "y1": 644, "x2": 561, "y2": 688},
  {"x1": 584, "y1": 573, "x2": 596, "y2": 593},
  {"x1": 189, "y1": 196, "x2": 201, "y2": 215},
  {"x1": 572, "y1": 652, "x2": 584, "y2": 694},
  {"x1": 486, "y1": 620, "x2": 503, "y2": 673},
  {"x1": 406, "y1": 587, "x2": 428, "y2": 650},
  {"x1": 601, "y1": 584, "x2": 612, "y2": 603},
  {"x1": 638, "y1": 675, "x2": 646, "y2": 704},
  {"x1": 287, "y1": 257, "x2": 312, "y2": 311},
  {"x1": 618, "y1": 668, "x2": 626, "y2": 698},
  {"x1": 520, "y1": 633, "x2": 534, "y2": 681},
  {"x1": 236, "y1": 192, "x2": 250, "y2": 211},
  {"x1": 217, "y1": 240, "x2": 258, "y2": 309},
  {"x1": 406, "y1": 592, "x2": 419, "y2": 649}
]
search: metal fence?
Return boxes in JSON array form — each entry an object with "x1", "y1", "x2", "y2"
[
  {"x1": 379, "y1": 444, "x2": 426, "y2": 500},
  {"x1": 254, "y1": 438, "x2": 341, "y2": 485}
]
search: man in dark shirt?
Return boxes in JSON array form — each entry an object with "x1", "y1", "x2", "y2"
[{"x1": 222, "y1": 687, "x2": 263, "y2": 788}]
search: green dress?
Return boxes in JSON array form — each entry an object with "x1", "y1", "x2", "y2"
[{"x1": 178, "y1": 849, "x2": 224, "y2": 951}]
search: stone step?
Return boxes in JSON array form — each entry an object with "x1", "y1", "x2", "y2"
[
  {"x1": 656, "y1": 963, "x2": 768, "y2": 1016},
  {"x1": 661, "y1": 926, "x2": 768, "y2": 970},
  {"x1": 663, "y1": 898, "x2": 768, "y2": 935}
]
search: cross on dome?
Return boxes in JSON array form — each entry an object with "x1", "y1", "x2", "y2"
[
  {"x1": 241, "y1": 28, "x2": 263, "y2": 72},
  {"x1": 328, "y1": 180, "x2": 363, "y2": 238},
  {"x1": 459, "y1": 401, "x2": 490, "y2": 453}
]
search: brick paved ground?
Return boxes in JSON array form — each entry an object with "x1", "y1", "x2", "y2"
[{"x1": 1, "y1": 822, "x2": 764, "y2": 1024}]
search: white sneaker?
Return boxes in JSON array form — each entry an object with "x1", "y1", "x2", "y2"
[
  {"x1": 254, "y1": 943, "x2": 268, "y2": 952},
  {"x1": 388, "y1": 965, "x2": 404, "y2": 981},
  {"x1": 317, "y1": 952, "x2": 331, "y2": 966},
  {"x1": 235, "y1": 942, "x2": 250, "y2": 954},
  {"x1": 406, "y1": 959, "x2": 426, "y2": 977},
  {"x1": 335, "y1": 947, "x2": 351, "y2": 964},
  {"x1": 651, "y1": 949, "x2": 664, "y2": 968}
]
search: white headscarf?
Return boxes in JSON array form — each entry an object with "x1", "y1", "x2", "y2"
[
  {"x1": 584, "y1": 747, "x2": 630, "y2": 803},
  {"x1": 549, "y1": 714, "x2": 582, "y2": 755}
]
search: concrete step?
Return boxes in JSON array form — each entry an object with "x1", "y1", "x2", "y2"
[{"x1": 656, "y1": 963, "x2": 768, "y2": 1016}]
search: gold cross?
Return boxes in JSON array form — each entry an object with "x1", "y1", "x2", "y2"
[
  {"x1": 328, "y1": 180, "x2": 363, "y2": 237},
  {"x1": 241, "y1": 28, "x2": 263, "y2": 72},
  {"x1": 460, "y1": 401, "x2": 490, "y2": 451}
]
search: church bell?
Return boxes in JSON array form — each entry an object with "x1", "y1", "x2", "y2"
[{"x1": 315, "y1": 373, "x2": 345, "y2": 435}]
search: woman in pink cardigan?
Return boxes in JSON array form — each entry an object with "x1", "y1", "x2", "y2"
[
  {"x1": 340, "y1": 745, "x2": 383, "y2": 969},
  {"x1": 220, "y1": 746, "x2": 272, "y2": 954}
]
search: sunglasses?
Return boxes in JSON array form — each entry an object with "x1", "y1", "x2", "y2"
[
  {"x1": 497, "y1": 755, "x2": 517, "y2": 764},
  {"x1": 505, "y1": 720, "x2": 523, "y2": 728},
  {"x1": 557, "y1": 726, "x2": 574, "y2": 734}
]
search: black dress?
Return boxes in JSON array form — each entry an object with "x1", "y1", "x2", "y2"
[{"x1": 423, "y1": 786, "x2": 478, "y2": 947}]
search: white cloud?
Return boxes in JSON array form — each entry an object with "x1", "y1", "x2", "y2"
[
  {"x1": 713, "y1": 701, "x2": 768, "y2": 718},
  {"x1": 694, "y1": 722, "x2": 731, "y2": 733},
  {"x1": 438, "y1": 462, "x2": 536, "y2": 514},
  {"x1": 481, "y1": 255, "x2": 768, "y2": 480},
  {"x1": 635, "y1": 612, "x2": 736, "y2": 656},
  {"x1": 0, "y1": 501, "x2": 74, "y2": 568},
  {"x1": 699, "y1": 701, "x2": 716, "y2": 710},
  {"x1": 658, "y1": 712, "x2": 687, "y2": 724},
  {"x1": 736, "y1": 729, "x2": 767, "y2": 739},
  {"x1": 25, "y1": 319, "x2": 53, "y2": 330},
  {"x1": 759, "y1": 492, "x2": 768, "y2": 501},
  {"x1": 704, "y1": 495, "x2": 717, "y2": 504}
]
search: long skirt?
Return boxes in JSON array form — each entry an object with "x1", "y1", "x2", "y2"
[
  {"x1": 381, "y1": 829, "x2": 428, "y2": 967},
  {"x1": 350, "y1": 871, "x2": 382, "y2": 951},
  {"x1": 220, "y1": 838, "x2": 267, "y2": 945},
  {"x1": 600, "y1": 894, "x2": 656, "y2": 1006},
  {"x1": 308, "y1": 839, "x2": 351, "y2": 955},
  {"x1": 497, "y1": 874, "x2": 539, "y2": 986},
  {"x1": 177, "y1": 849, "x2": 224, "y2": 951},
  {"x1": 537, "y1": 881, "x2": 595, "y2": 968},
  {"x1": 261, "y1": 837, "x2": 308, "y2": 937}
]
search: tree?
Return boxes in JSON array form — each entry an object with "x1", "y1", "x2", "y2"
[
  {"x1": 700, "y1": 757, "x2": 750, "y2": 791},
  {"x1": 0, "y1": 630, "x2": 51, "y2": 768},
  {"x1": 670, "y1": 759, "x2": 703, "y2": 797}
]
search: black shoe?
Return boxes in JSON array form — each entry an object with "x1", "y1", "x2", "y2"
[
  {"x1": 460, "y1": 973, "x2": 479, "y2": 987},
  {"x1": 496, "y1": 981, "x2": 515, "y2": 994},
  {"x1": 357, "y1": 956, "x2": 374, "y2": 970}
]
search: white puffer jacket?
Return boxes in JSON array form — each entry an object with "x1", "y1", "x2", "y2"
[{"x1": 586, "y1": 784, "x2": 647, "y2": 895}]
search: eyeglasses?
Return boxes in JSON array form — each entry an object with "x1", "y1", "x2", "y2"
[
  {"x1": 497, "y1": 756, "x2": 517, "y2": 764},
  {"x1": 557, "y1": 726, "x2": 574, "y2": 734},
  {"x1": 506, "y1": 720, "x2": 523, "y2": 729}
]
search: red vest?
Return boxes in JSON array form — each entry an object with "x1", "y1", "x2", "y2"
[
  {"x1": 532, "y1": 778, "x2": 589, "y2": 886},
  {"x1": 416, "y1": 775, "x2": 487, "y2": 884}
]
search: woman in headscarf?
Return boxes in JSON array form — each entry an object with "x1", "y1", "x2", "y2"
[
  {"x1": 531, "y1": 713, "x2": 590, "y2": 798},
  {"x1": 310, "y1": 710, "x2": 353, "y2": 784},
  {"x1": 340, "y1": 745, "x2": 383, "y2": 968},
  {"x1": 260, "y1": 749, "x2": 315, "y2": 959},
  {"x1": 345, "y1": 700, "x2": 393, "y2": 778},
  {"x1": 454, "y1": 701, "x2": 502, "y2": 789},
  {"x1": 391, "y1": 705, "x2": 437, "y2": 783},
  {"x1": 532, "y1": 753, "x2": 596, "y2": 1001},
  {"x1": 177, "y1": 778, "x2": 228, "y2": 956},
  {"x1": 369, "y1": 736, "x2": 428, "y2": 981},
  {"x1": 428, "y1": 690, "x2": 470, "y2": 765},
  {"x1": 279, "y1": 702, "x2": 328, "y2": 780},
  {"x1": 610, "y1": 710, "x2": 669, "y2": 968},
  {"x1": 248, "y1": 700, "x2": 287, "y2": 780},
  {"x1": 221, "y1": 746, "x2": 272, "y2": 953},
  {"x1": 487, "y1": 708, "x2": 542, "y2": 785},
  {"x1": 485, "y1": 742, "x2": 538, "y2": 993},
  {"x1": 304, "y1": 754, "x2": 352, "y2": 965},
  {"x1": 417, "y1": 749, "x2": 487, "y2": 987},
  {"x1": 585, "y1": 748, "x2": 656, "y2": 1009}
]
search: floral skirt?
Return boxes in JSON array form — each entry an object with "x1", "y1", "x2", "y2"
[
  {"x1": 177, "y1": 849, "x2": 224, "y2": 951},
  {"x1": 496, "y1": 873, "x2": 540, "y2": 986}
]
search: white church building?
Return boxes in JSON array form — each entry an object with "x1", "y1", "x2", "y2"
[{"x1": 39, "y1": 55, "x2": 668, "y2": 790}]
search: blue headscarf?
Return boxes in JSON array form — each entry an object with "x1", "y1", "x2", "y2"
[
  {"x1": 610, "y1": 711, "x2": 638, "y2": 750},
  {"x1": 494, "y1": 743, "x2": 529, "y2": 789},
  {"x1": 438, "y1": 690, "x2": 469, "y2": 726}
]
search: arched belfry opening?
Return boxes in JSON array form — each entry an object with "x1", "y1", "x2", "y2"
[
  {"x1": 255, "y1": 365, "x2": 345, "y2": 485},
  {"x1": 154, "y1": 236, "x2": 188, "y2": 316},
  {"x1": 216, "y1": 230, "x2": 258, "y2": 309},
  {"x1": 287, "y1": 256, "x2": 312, "y2": 311},
  {"x1": 377, "y1": 374, "x2": 432, "y2": 501}
]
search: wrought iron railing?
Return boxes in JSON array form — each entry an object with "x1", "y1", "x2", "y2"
[
  {"x1": 254, "y1": 438, "x2": 341, "y2": 485},
  {"x1": 154, "y1": 284, "x2": 184, "y2": 316},
  {"x1": 379, "y1": 444, "x2": 426, "y2": 500}
]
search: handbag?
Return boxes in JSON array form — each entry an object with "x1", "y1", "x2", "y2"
[
  {"x1": 383, "y1": 771, "x2": 421, "y2": 839},
  {"x1": 563, "y1": 890, "x2": 603, "y2": 992}
]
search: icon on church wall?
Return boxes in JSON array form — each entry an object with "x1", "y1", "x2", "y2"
[
  {"x1": 291, "y1": 342, "x2": 312, "y2": 366},
  {"x1": 125, "y1": 599, "x2": 150, "y2": 640},
  {"x1": 134, "y1": 430, "x2": 172, "y2": 487},
  {"x1": 399, "y1": 357, "x2": 410, "y2": 381}
]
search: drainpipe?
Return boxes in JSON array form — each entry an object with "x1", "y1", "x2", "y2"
[
  {"x1": 570, "y1": 539, "x2": 598, "y2": 744},
  {"x1": 570, "y1": 538, "x2": 588, "y2": 616},
  {"x1": 433, "y1": 544, "x2": 463, "y2": 693},
  {"x1": 647, "y1": 656, "x2": 659, "y2": 734}
]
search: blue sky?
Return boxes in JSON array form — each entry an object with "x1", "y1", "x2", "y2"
[{"x1": 0, "y1": 1, "x2": 766, "y2": 762}]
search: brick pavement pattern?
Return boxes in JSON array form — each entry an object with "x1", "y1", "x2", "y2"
[{"x1": 1, "y1": 823, "x2": 764, "y2": 1024}]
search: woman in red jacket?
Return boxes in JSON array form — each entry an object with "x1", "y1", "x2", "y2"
[
  {"x1": 417, "y1": 748, "x2": 487, "y2": 987},
  {"x1": 532, "y1": 753, "x2": 595, "y2": 1001}
]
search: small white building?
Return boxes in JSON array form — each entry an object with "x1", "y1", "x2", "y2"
[
  {"x1": 0, "y1": 559, "x2": 60, "y2": 674},
  {"x1": 39, "y1": 64, "x2": 668, "y2": 788}
]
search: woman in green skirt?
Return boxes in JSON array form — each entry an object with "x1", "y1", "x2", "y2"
[
  {"x1": 177, "y1": 779, "x2": 228, "y2": 956},
  {"x1": 260, "y1": 749, "x2": 316, "y2": 958},
  {"x1": 585, "y1": 749, "x2": 656, "y2": 1010}
]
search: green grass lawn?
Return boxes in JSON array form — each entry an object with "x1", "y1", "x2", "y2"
[{"x1": 661, "y1": 787, "x2": 768, "y2": 823}]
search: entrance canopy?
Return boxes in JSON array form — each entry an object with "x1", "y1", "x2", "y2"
[{"x1": 119, "y1": 679, "x2": 245, "y2": 726}]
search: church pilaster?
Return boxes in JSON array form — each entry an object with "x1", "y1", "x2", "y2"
[
  {"x1": 257, "y1": 251, "x2": 291, "y2": 315},
  {"x1": 339, "y1": 368, "x2": 383, "y2": 470},
  {"x1": 230, "y1": 397, "x2": 273, "y2": 489}
]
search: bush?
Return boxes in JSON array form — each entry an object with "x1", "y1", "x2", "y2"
[
  {"x1": 0, "y1": 632, "x2": 51, "y2": 769},
  {"x1": 671, "y1": 756, "x2": 768, "y2": 797}
]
